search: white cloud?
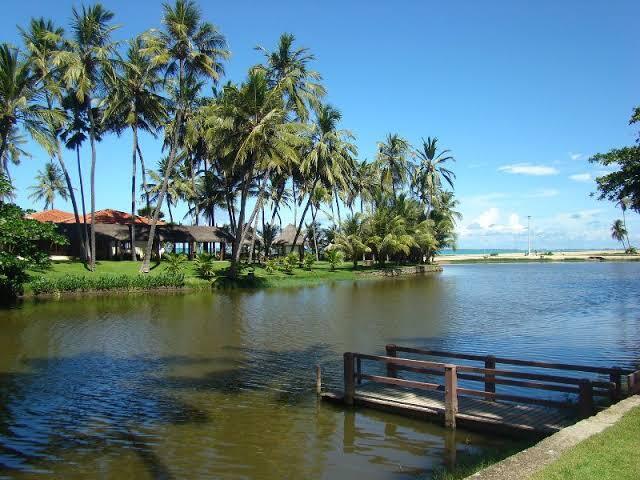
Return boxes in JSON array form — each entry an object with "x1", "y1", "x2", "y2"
[
  {"x1": 498, "y1": 163, "x2": 559, "y2": 176},
  {"x1": 569, "y1": 173, "x2": 592, "y2": 182},
  {"x1": 569, "y1": 152, "x2": 584, "y2": 161}
]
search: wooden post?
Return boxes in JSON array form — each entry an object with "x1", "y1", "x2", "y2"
[
  {"x1": 609, "y1": 367, "x2": 622, "y2": 401},
  {"x1": 356, "y1": 357, "x2": 362, "y2": 385},
  {"x1": 578, "y1": 380, "x2": 594, "y2": 418},
  {"x1": 385, "y1": 344, "x2": 397, "y2": 378},
  {"x1": 444, "y1": 364, "x2": 458, "y2": 429},
  {"x1": 344, "y1": 352, "x2": 355, "y2": 406},
  {"x1": 485, "y1": 355, "x2": 496, "y2": 399},
  {"x1": 316, "y1": 365, "x2": 322, "y2": 395}
]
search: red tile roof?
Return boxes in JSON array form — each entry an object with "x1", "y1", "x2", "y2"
[
  {"x1": 28, "y1": 208, "x2": 164, "y2": 225},
  {"x1": 26, "y1": 209, "x2": 75, "y2": 223}
]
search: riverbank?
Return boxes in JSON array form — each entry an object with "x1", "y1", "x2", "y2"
[
  {"x1": 24, "y1": 260, "x2": 442, "y2": 297},
  {"x1": 436, "y1": 249, "x2": 640, "y2": 264},
  {"x1": 464, "y1": 395, "x2": 640, "y2": 480}
]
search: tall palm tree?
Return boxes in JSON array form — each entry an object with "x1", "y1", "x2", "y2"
[
  {"x1": 611, "y1": 219, "x2": 628, "y2": 250},
  {"x1": 375, "y1": 133, "x2": 410, "y2": 201},
  {"x1": 0, "y1": 127, "x2": 30, "y2": 182},
  {"x1": 617, "y1": 196, "x2": 633, "y2": 250},
  {"x1": 20, "y1": 18, "x2": 91, "y2": 260},
  {"x1": 28, "y1": 161, "x2": 69, "y2": 209},
  {"x1": 104, "y1": 36, "x2": 167, "y2": 259},
  {"x1": 290, "y1": 103, "x2": 356, "y2": 251},
  {"x1": 0, "y1": 43, "x2": 63, "y2": 175},
  {"x1": 53, "y1": 4, "x2": 118, "y2": 270},
  {"x1": 139, "y1": 0, "x2": 229, "y2": 273},
  {"x1": 201, "y1": 69, "x2": 304, "y2": 276},
  {"x1": 412, "y1": 137, "x2": 455, "y2": 216},
  {"x1": 187, "y1": 169, "x2": 226, "y2": 226}
]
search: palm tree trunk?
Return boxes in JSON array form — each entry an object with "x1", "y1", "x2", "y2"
[
  {"x1": 56, "y1": 144, "x2": 87, "y2": 262},
  {"x1": 191, "y1": 153, "x2": 198, "y2": 225},
  {"x1": 76, "y1": 145, "x2": 90, "y2": 261},
  {"x1": 167, "y1": 201, "x2": 174, "y2": 223},
  {"x1": 292, "y1": 179, "x2": 297, "y2": 225},
  {"x1": 0, "y1": 124, "x2": 10, "y2": 174},
  {"x1": 622, "y1": 207, "x2": 632, "y2": 249},
  {"x1": 311, "y1": 204, "x2": 319, "y2": 261},
  {"x1": 130, "y1": 124, "x2": 138, "y2": 261},
  {"x1": 334, "y1": 186, "x2": 342, "y2": 225},
  {"x1": 137, "y1": 143, "x2": 150, "y2": 210},
  {"x1": 87, "y1": 102, "x2": 98, "y2": 271},
  {"x1": 140, "y1": 109, "x2": 183, "y2": 273},
  {"x1": 290, "y1": 177, "x2": 319, "y2": 253}
]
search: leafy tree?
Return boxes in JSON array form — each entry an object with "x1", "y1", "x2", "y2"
[
  {"x1": 412, "y1": 137, "x2": 455, "y2": 216},
  {"x1": 53, "y1": 3, "x2": 118, "y2": 270},
  {"x1": 28, "y1": 161, "x2": 69, "y2": 209},
  {"x1": 590, "y1": 146, "x2": 640, "y2": 213},
  {"x1": 140, "y1": 0, "x2": 229, "y2": 273},
  {"x1": 375, "y1": 133, "x2": 410, "y2": 201},
  {"x1": 611, "y1": 219, "x2": 628, "y2": 250},
  {"x1": 0, "y1": 186, "x2": 66, "y2": 301},
  {"x1": 324, "y1": 248, "x2": 343, "y2": 271},
  {"x1": 333, "y1": 214, "x2": 370, "y2": 268}
]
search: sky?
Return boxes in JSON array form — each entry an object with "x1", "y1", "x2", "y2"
[{"x1": 2, "y1": 0, "x2": 639, "y2": 250}]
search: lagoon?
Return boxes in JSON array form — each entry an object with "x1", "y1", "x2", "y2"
[{"x1": 1, "y1": 262, "x2": 639, "y2": 479}]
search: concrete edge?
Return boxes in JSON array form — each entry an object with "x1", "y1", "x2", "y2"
[{"x1": 465, "y1": 395, "x2": 640, "y2": 480}]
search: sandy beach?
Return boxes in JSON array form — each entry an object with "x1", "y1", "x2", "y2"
[{"x1": 435, "y1": 249, "x2": 640, "y2": 263}]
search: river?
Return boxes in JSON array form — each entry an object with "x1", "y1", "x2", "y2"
[{"x1": 1, "y1": 262, "x2": 639, "y2": 479}]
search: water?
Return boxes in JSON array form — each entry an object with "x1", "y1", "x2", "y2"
[{"x1": 1, "y1": 262, "x2": 639, "y2": 479}]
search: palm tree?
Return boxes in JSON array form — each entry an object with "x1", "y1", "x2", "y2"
[
  {"x1": 0, "y1": 43, "x2": 63, "y2": 175},
  {"x1": 20, "y1": 18, "x2": 91, "y2": 260},
  {"x1": 187, "y1": 169, "x2": 226, "y2": 226},
  {"x1": 617, "y1": 196, "x2": 633, "y2": 250},
  {"x1": 290, "y1": 103, "x2": 356, "y2": 251},
  {"x1": 53, "y1": 4, "x2": 118, "y2": 270},
  {"x1": 611, "y1": 219, "x2": 628, "y2": 250},
  {"x1": 259, "y1": 223, "x2": 279, "y2": 258},
  {"x1": 412, "y1": 137, "x2": 455, "y2": 216},
  {"x1": 139, "y1": 0, "x2": 229, "y2": 273},
  {"x1": 28, "y1": 161, "x2": 69, "y2": 209},
  {"x1": 146, "y1": 155, "x2": 191, "y2": 223},
  {"x1": 104, "y1": 36, "x2": 167, "y2": 259},
  {"x1": 0, "y1": 127, "x2": 30, "y2": 182},
  {"x1": 201, "y1": 69, "x2": 304, "y2": 277},
  {"x1": 334, "y1": 213, "x2": 370, "y2": 268},
  {"x1": 375, "y1": 133, "x2": 410, "y2": 201}
]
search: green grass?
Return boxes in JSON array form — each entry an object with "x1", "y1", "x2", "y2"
[
  {"x1": 530, "y1": 406, "x2": 640, "y2": 480},
  {"x1": 432, "y1": 443, "x2": 532, "y2": 480},
  {"x1": 27, "y1": 259, "x2": 431, "y2": 295}
]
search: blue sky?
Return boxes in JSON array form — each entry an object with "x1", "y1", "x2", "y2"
[{"x1": 3, "y1": 0, "x2": 639, "y2": 249}]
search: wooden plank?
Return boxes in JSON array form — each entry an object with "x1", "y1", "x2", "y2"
[
  {"x1": 456, "y1": 387, "x2": 575, "y2": 409},
  {"x1": 445, "y1": 365, "x2": 458, "y2": 429},
  {"x1": 356, "y1": 373, "x2": 443, "y2": 391},
  {"x1": 356, "y1": 353, "x2": 446, "y2": 370}
]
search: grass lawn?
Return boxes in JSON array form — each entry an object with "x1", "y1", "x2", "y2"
[
  {"x1": 27, "y1": 259, "x2": 428, "y2": 293},
  {"x1": 531, "y1": 406, "x2": 640, "y2": 480}
]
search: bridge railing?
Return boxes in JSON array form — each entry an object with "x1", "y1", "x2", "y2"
[{"x1": 385, "y1": 345, "x2": 633, "y2": 401}]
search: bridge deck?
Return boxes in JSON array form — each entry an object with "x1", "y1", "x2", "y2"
[{"x1": 322, "y1": 382, "x2": 576, "y2": 436}]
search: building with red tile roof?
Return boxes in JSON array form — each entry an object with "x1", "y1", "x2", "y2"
[{"x1": 27, "y1": 208, "x2": 163, "y2": 225}]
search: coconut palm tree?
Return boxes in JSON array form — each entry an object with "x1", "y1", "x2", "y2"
[
  {"x1": 375, "y1": 133, "x2": 410, "y2": 201},
  {"x1": 412, "y1": 137, "x2": 455, "y2": 216},
  {"x1": 28, "y1": 161, "x2": 69, "y2": 209},
  {"x1": 104, "y1": 36, "x2": 167, "y2": 259},
  {"x1": 611, "y1": 219, "x2": 628, "y2": 250},
  {"x1": 201, "y1": 68, "x2": 304, "y2": 277},
  {"x1": 334, "y1": 213, "x2": 370, "y2": 268},
  {"x1": 0, "y1": 127, "x2": 30, "y2": 183},
  {"x1": 617, "y1": 196, "x2": 633, "y2": 250},
  {"x1": 52, "y1": 3, "x2": 118, "y2": 270},
  {"x1": 20, "y1": 18, "x2": 91, "y2": 260},
  {"x1": 290, "y1": 103, "x2": 356, "y2": 251},
  {"x1": 0, "y1": 43, "x2": 63, "y2": 176},
  {"x1": 139, "y1": 0, "x2": 229, "y2": 273}
]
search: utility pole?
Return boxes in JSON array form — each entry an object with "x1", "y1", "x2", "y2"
[{"x1": 527, "y1": 215, "x2": 532, "y2": 255}]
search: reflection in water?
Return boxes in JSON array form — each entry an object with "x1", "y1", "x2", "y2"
[{"x1": 0, "y1": 262, "x2": 639, "y2": 478}]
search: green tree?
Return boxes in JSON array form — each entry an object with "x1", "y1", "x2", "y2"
[
  {"x1": 334, "y1": 213, "x2": 370, "y2": 268},
  {"x1": 53, "y1": 3, "x2": 118, "y2": 270},
  {"x1": 611, "y1": 219, "x2": 628, "y2": 250},
  {"x1": 0, "y1": 184, "x2": 66, "y2": 301},
  {"x1": 28, "y1": 161, "x2": 69, "y2": 209},
  {"x1": 412, "y1": 137, "x2": 455, "y2": 216},
  {"x1": 590, "y1": 146, "x2": 640, "y2": 214},
  {"x1": 104, "y1": 36, "x2": 167, "y2": 259},
  {"x1": 140, "y1": 0, "x2": 229, "y2": 273},
  {"x1": 375, "y1": 133, "x2": 410, "y2": 201}
]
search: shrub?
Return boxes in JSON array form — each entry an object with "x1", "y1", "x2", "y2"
[
  {"x1": 281, "y1": 253, "x2": 298, "y2": 274},
  {"x1": 163, "y1": 252, "x2": 188, "y2": 275},
  {"x1": 194, "y1": 253, "x2": 216, "y2": 280},
  {"x1": 303, "y1": 253, "x2": 316, "y2": 270},
  {"x1": 325, "y1": 249, "x2": 343, "y2": 271},
  {"x1": 265, "y1": 258, "x2": 278, "y2": 274},
  {"x1": 626, "y1": 247, "x2": 637, "y2": 254},
  {"x1": 29, "y1": 272, "x2": 185, "y2": 295}
]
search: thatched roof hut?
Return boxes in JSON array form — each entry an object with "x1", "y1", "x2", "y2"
[{"x1": 274, "y1": 224, "x2": 306, "y2": 247}]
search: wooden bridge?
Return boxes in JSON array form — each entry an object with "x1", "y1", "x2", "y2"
[{"x1": 320, "y1": 345, "x2": 640, "y2": 437}]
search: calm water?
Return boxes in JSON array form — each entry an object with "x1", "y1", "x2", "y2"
[{"x1": 1, "y1": 263, "x2": 639, "y2": 479}]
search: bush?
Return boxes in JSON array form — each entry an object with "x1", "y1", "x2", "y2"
[
  {"x1": 281, "y1": 253, "x2": 298, "y2": 274},
  {"x1": 265, "y1": 258, "x2": 278, "y2": 274},
  {"x1": 626, "y1": 247, "x2": 637, "y2": 254},
  {"x1": 163, "y1": 252, "x2": 188, "y2": 275},
  {"x1": 29, "y1": 272, "x2": 185, "y2": 295},
  {"x1": 194, "y1": 253, "x2": 216, "y2": 280},
  {"x1": 303, "y1": 253, "x2": 316, "y2": 270},
  {"x1": 325, "y1": 249, "x2": 343, "y2": 271}
]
